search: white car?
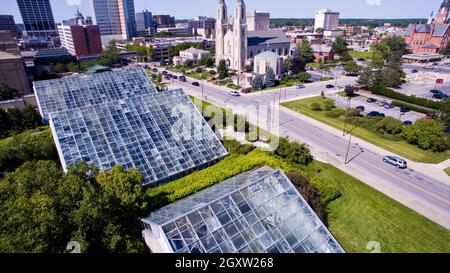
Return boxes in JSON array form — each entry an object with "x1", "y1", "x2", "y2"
[
  {"x1": 229, "y1": 90, "x2": 241, "y2": 97},
  {"x1": 383, "y1": 156, "x2": 408, "y2": 169}
]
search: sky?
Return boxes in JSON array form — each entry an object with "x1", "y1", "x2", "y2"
[{"x1": 1, "y1": 0, "x2": 446, "y2": 23}]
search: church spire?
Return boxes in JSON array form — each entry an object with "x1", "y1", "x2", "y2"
[{"x1": 436, "y1": 0, "x2": 450, "y2": 24}]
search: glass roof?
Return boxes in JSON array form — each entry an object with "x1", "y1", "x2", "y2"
[
  {"x1": 34, "y1": 68, "x2": 157, "y2": 120},
  {"x1": 142, "y1": 167, "x2": 344, "y2": 253},
  {"x1": 49, "y1": 89, "x2": 228, "y2": 187}
]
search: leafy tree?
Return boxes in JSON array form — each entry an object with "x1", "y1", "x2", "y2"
[
  {"x1": 297, "y1": 72, "x2": 311, "y2": 83},
  {"x1": 382, "y1": 67, "x2": 403, "y2": 87},
  {"x1": 315, "y1": 28, "x2": 324, "y2": 34},
  {"x1": 264, "y1": 68, "x2": 277, "y2": 87},
  {"x1": 184, "y1": 59, "x2": 194, "y2": 68},
  {"x1": 402, "y1": 119, "x2": 449, "y2": 152},
  {"x1": 200, "y1": 56, "x2": 214, "y2": 67},
  {"x1": 357, "y1": 66, "x2": 375, "y2": 89},
  {"x1": 244, "y1": 64, "x2": 253, "y2": 72},
  {"x1": 0, "y1": 109, "x2": 10, "y2": 137},
  {"x1": 275, "y1": 138, "x2": 314, "y2": 166},
  {"x1": 0, "y1": 84, "x2": 18, "y2": 100},
  {"x1": 251, "y1": 74, "x2": 264, "y2": 90},
  {"x1": 107, "y1": 39, "x2": 118, "y2": 52},
  {"x1": 344, "y1": 85, "x2": 359, "y2": 97},
  {"x1": 6, "y1": 108, "x2": 23, "y2": 134},
  {"x1": 298, "y1": 39, "x2": 315, "y2": 64},
  {"x1": 371, "y1": 50, "x2": 385, "y2": 69},
  {"x1": 290, "y1": 54, "x2": 304, "y2": 74},
  {"x1": 217, "y1": 59, "x2": 229, "y2": 80},
  {"x1": 21, "y1": 106, "x2": 43, "y2": 130},
  {"x1": 332, "y1": 36, "x2": 349, "y2": 56},
  {"x1": 67, "y1": 62, "x2": 81, "y2": 73},
  {"x1": 376, "y1": 117, "x2": 404, "y2": 135},
  {"x1": 344, "y1": 60, "x2": 360, "y2": 74},
  {"x1": 323, "y1": 100, "x2": 336, "y2": 111},
  {"x1": 54, "y1": 63, "x2": 67, "y2": 73},
  {"x1": 311, "y1": 102, "x2": 322, "y2": 111},
  {"x1": 339, "y1": 51, "x2": 353, "y2": 62}
]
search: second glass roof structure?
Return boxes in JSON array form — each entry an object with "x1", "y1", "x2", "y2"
[
  {"x1": 34, "y1": 68, "x2": 158, "y2": 120},
  {"x1": 48, "y1": 89, "x2": 228, "y2": 187},
  {"x1": 141, "y1": 167, "x2": 344, "y2": 253}
]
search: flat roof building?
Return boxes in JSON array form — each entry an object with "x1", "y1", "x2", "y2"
[
  {"x1": 58, "y1": 23, "x2": 103, "y2": 58},
  {"x1": 141, "y1": 167, "x2": 344, "y2": 253},
  {"x1": 314, "y1": 9, "x2": 340, "y2": 32},
  {"x1": 0, "y1": 51, "x2": 30, "y2": 93},
  {"x1": 247, "y1": 11, "x2": 270, "y2": 31}
]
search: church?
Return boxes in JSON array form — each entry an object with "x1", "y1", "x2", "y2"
[
  {"x1": 404, "y1": 0, "x2": 450, "y2": 54},
  {"x1": 215, "y1": 0, "x2": 291, "y2": 71}
]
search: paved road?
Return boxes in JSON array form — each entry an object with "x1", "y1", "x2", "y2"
[{"x1": 167, "y1": 75, "x2": 450, "y2": 230}]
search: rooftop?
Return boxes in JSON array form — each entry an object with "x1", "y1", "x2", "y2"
[
  {"x1": 0, "y1": 51, "x2": 21, "y2": 60},
  {"x1": 254, "y1": 50, "x2": 281, "y2": 60},
  {"x1": 404, "y1": 23, "x2": 450, "y2": 37},
  {"x1": 142, "y1": 167, "x2": 344, "y2": 253},
  {"x1": 248, "y1": 30, "x2": 290, "y2": 47}
]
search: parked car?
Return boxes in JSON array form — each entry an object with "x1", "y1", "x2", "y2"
[
  {"x1": 383, "y1": 156, "x2": 408, "y2": 169},
  {"x1": 400, "y1": 106, "x2": 410, "y2": 113},
  {"x1": 367, "y1": 98, "x2": 377, "y2": 103},
  {"x1": 367, "y1": 111, "x2": 380, "y2": 117},
  {"x1": 444, "y1": 126, "x2": 450, "y2": 134},
  {"x1": 426, "y1": 113, "x2": 435, "y2": 119},
  {"x1": 229, "y1": 90, "x2": 241, "y2": 97},
  {"x1": 433, "y1": 93, "x2": 450, "y2": 100},
  {"x1": 383, "y1": 103, "x2": 395, "y2": 109},
  {"x1": 403, "y1": 120, "x2": 413, "y2": 126},
  {"x1": 411, "y1": 69, "x2": 418, "y2": 73},
  {"x1": 356, "y1": 105, "x2": 365, "y2": 111},
  {"x1": 179, "y1": 76, "x2": 187, "y2": 82},
  {"x1": 296, "y1": 85, "x2": 305, "y2": 89},
  {"x1": 161, "y1": 71, "x2": 168, "y2": 75},
  {"x1": 378, "y1": 113, "x2": 386, "y2": 117},
  {"x1": 151, "y1": 68, "x2": 158, "y2": 73},
  {"x1": 172, "y1": 75, "x2": 178, "y2": 80},
  {"x1": 357, "y1": 58, "x2": 366, "y2": 62},
  {"x1": 192, "y1": 82, "x2": 200, "y2": 87},
  {"x1": 430, "y1": 89, "x2": 442, "y2": 94},
  {"x1": 325, "y1": 84, "x2": 335, "y2": 89}
]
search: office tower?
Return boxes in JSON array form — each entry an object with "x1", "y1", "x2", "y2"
[
  {"x1": 90, "y1": 0, "x2": 137, "y2": 43},
  {"x1": 16, "y1": 0, "x2": 57, "y2": 38},
  {"x1": 136, "y1": 10, "x2": 154, "y2": 33},
  {"x1": 153, "y1": 15, "x2": 176, "y2": 27},
  {"x1": 58, "y1": 24, "x2": 103, "y2": 58},
  {"x1": 314, "y1": 9, "x2": 340, "y2": 31},
  {"x1": 246, "y1": 11, "x2": 270, "y2": 31},
  {"x1": 0, "y1": 15, "x2": 18, "y2": 38}
]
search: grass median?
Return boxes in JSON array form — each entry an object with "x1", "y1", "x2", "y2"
[{"x1": 282, "y1": 97, "x2": 450, "y2": 164}]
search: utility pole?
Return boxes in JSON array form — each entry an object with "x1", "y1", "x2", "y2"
[{"x1": 344, "y1": 134, "x2": 353, "y2": 165}]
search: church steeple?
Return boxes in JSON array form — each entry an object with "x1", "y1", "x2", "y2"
[
  {"x1": 435, "y1": 0, "x2": 450, "y2": 24},
  {"x1": 215, "y1": 0, "x2": 228, "y2": 65},
  {"x1": 234, "y1": 0, "x2": 247, "y2": 71}
]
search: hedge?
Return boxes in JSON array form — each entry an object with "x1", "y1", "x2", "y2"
[
  {"x1": 371, "y1": 85, "x2": 442, "y2": 110},
  {"x1": 391, "y1": 100, "x2": 434, "y2": 114}
]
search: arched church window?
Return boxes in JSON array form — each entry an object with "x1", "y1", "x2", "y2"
[{"x1": 227, "y1": 41, "x2": 232, "y2": 54}]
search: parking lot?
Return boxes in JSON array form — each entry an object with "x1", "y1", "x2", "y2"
[
  {"x1": 332, "y1": 94, "x2": 426, "y2": 123},
  {"x1": 397, "y1": 67, "x2": 450, "y2": 99}
]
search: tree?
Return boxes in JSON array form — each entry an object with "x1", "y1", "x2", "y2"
[
  {"x1": 315, "y1": 28, "x2": 324, "y2": 34},
  {"x1": 371, "y1": 50, "x2": 385, "y2": 69},
  {"x1": 107, "y1": 39, "x2": 118, "y2": 52},
  {"x1": 332, "y1": 36, "x2": 349, "y2": 56},
  {"x1": 311, "y1": 102, "x2": 322, "y2": 111},
  {"x1": 0, "y1": 84, "x2": 18, "y2": 100},
  {"x1": 251, "y1": 74, "x2": 264, "y2": 90},
  {"x1": 0, "y1": 109, "x2": 10, "y2": 138},
  {"x1": 200, "y1": 56, "x2": 214, "y2": 67},
  {"x1": 67, "y1": 62, "x2": 81, "y2": 73},
  {"x1": 298, "y1": 39, "x2": 315, "y2": 64},
  {"x1": 275, "y1": 138, "x2": 313, "y2": 166},
  {"x1": 290, "y1": 54, "x2": 304, "y2": 74},
  {"x1": 183, "y1": 59, "x2": 194, "y2": 68},
  {"x1": 244, "y1": 64, "x2": 253, "y2": 72},
  {"x1": 217, "y1": 59, "x2": 229, "y2": 80},
  {"x1": 402, "y1": 119, "x2": 449, "y2": 152},
  {"x1": 344, "y1": 85, "x2": 359, "y2": 97},
  {"x1": 297, "y1": 72, "x2": 311, "y2": 82},
  {"x1": 339, "y1": 51, "x2": 353, "y2": 62},
  {"x1": 376, "y1": 117, "x2": 403, "y2": 135},
  {"x1": 54, "y1": 63, "x2": 67, "y2": 73},
  {"x1": 264, "y1": 68, "x2": 277, "y2": 87},
  {"x1": 21, "y1": 106, "x2": 43, "y2": 130},
  {"x1": 344, "y1": 60, "x2": 360, "y2": 75},
  {"x1": 357, "y1": 66, "x2": 375, "y2": 89}
]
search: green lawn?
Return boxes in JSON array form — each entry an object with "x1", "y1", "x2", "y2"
[
  {"x1": 445, "y1": 167, "x2": 450, "y2": 176},
  {"x1": 349, "y1": 50, "x2": 372, "y2": 59},
  {"x1": 282, "y1": 97, "x2": 450, "y2": 164}
]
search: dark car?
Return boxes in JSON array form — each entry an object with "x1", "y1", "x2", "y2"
[
  {"x1": 403, "y1": 120, "x2": 413, "y2": 126},
  {"x1": 152, "y1": 68, "x2": 158, "y2": 73},
  {"x1": 411, "y1": 69, "x2": 418, "y2": 73},
  {"x1": 179, "y1": 76, "x2": 187, "y2": 82},
  {"x1": 172, "y1": 75, "x2": 178, "y2": 80},
  {"x1": 433, "y1": 93, "x2": 450, "y2": 99},
  {"x1": 426, "y1": 113, "x2": 435, "y2": 119},
  {"x1": 378, "y1": 113, "x2": 386, "y2": 117},
  {"x1": 367, "y1": 111, "x2": 380, "y2": 117},
  {"x1": 356, "y1": 105, "x2": 365, "y2": 111},
  {"x1": 400, "y1": 106, "x2": 410, "y2": 113},
  {"x1": 357, "y1": 58, "x2": 366, "y2": 62},
  {"x1": 367, "y1": 98, "x2": 377, "y2": 103},
  {"x1": 161, "y1": 71, "x2": 168, "y2": 75},
  {"x1": 192, "y1": 82, "x2": 200, "y2": 87},
  {"x1": 326, "y1": 84, "x2": 335, "y2": 89},
  {"x1": 430, "y1": 89, "x2": 442, "y2": 94}
]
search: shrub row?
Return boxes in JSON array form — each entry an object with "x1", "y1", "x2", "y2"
[
  {"x1": 371, "y1": 85, "x2": 442, "y2": 110},
  {"x1": 391, "y1": 100, "x2": 434, "y2": 114}
]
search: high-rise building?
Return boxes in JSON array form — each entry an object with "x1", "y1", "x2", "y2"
[
  {"x1": 187, "y1": 17, "x2": 216, "y2": 38},
  {"x1": 136, "y1": 10, "x2": 154, "y2": 33},
  {"x1": 58, "y1": 25, "x2": 103, "y2": 58},
  {"x1": 90, "y1": 0, "x2": 137, "y2": 44},
  {"x1": 314, "y1": 9, "x2": 340, "y2": 31},
  {"x1": 0, "y1": 15, "x2": 18, "y2": 38},
  {"x1": 153, "y1": 15, "x2": 176, "y2": 28},
  {"x1": 16, "y1": 0, "x2": 57, "y2": 38},
  {"x1": 62, "y1": 9, "x2": 93, "y2": 26},
  {"x1": 246, "y1": 11, "x2": 270, "y2": 31}
]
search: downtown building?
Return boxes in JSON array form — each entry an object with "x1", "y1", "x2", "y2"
[
  {"x1": 314, "y1": 9, "x2": 343, "y2": 37},
  {"x1": 89, "y1": 0, "x2": 137, "y2": 45},
  {"x1": 136, "y1": 10, "x2": 155, "y2": 35},
  {"x1": 58, "y1": 10, "x2": 103, "y2": 58},
  {"x1": 16, "y1": 0, "x2": 57, "y2": 38},
  {"x1": 403, "y1": 0, "x2": 450, "y2": 55},
  {"x1": 246, "y1": 11, "x2": 270, "y2": 31},
  {"x1": 0, "y1": 15, "x2": 18, "y2": 38}
]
